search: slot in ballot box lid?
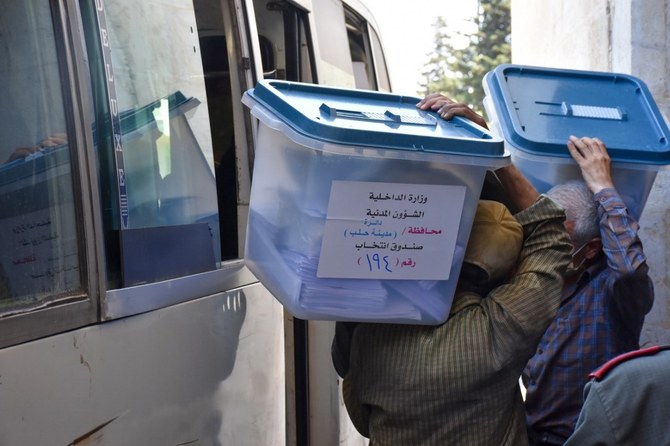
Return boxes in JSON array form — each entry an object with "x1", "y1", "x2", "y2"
[
  {"x1": 243, "y1": 79, "x2": 507, "y2": 159},
  {"x1": 241, "y1": 80, "x2": 512, "y2": 324},
  {"x1": 483, "y1": 64, "x2": 670, "y2": 165}
]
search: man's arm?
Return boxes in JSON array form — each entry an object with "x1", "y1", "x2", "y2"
[
  {"x1": 569, "y1": 135, "x2": 654, "y2": 328},
  {"x1": 417, "y1": 93, "x2": 540, "y2": 212},
  {"x1": 473, "y1": 195, "x2": 572, "y2": 370},
  {"x1": 493, "y1": 164, "x2": 540, "y2": 212},
  {"x1": 568, "y1": 135, "x2": 647, "y2": 272},
  {"x1": 485, "y1": 197, "x2": 572, "y2": 334},
  {"x1": 422, "y1": 93, "x2": 572, "y2": 357}
]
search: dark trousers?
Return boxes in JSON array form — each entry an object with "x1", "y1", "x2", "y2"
[{"x1": 527, "y1": 428, "x2": 567, "y2": 446}]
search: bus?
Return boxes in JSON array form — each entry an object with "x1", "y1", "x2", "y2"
[{"x1": 0, "y1": 0, "x2": 390, "y2": 444}]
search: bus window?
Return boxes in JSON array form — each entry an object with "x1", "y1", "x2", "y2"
[
  {"x1": 0, "y1": 1, "x2": 84, "y2": 315},
  {"x1": 369, "y1": 26, "x2": 391, "y2": 92},
  {"x1": 291, "y1": 5, "x2": 317, "y2": 83},
  {"x1": 92, "y1": 0, "x2": 221, "y2": 286},
  {"x1": 197, "y1": 32, "x2": 239, "y2": 261},
  {"x1": 259, "y1": 35, "x2": 278, "y2": 79},
  {"x1": 344, "y1": 5, "x2": 377, "y2": 90},
  {"x1": 253, "y1": 0, "x2": 316, "y2": 83}
]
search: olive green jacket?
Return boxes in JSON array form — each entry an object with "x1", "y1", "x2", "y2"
[{"x1": 343, "y1": 196, "x2": 572, "y2": 446}]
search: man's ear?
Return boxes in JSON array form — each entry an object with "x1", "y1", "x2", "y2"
[{"x1": 584, "y1": 238, "x2": 602, "y2": 260}]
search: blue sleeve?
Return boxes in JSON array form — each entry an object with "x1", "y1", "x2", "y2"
[
  {"x1": 595, "y1": 188, "x2": 646, "y2": 274},
  {"x1": 595, "y1": 189, "x2": 654, "y2": 333}
]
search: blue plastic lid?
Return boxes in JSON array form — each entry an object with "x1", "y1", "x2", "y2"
[
  {"x1": 485, "y1": 64, "x2": 670, "y2": 164},
  {"x1": 243, "y1": 80, "x2": 505, "y2": 157}
]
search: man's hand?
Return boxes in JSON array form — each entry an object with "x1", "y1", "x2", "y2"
[
  {"x1": 5, "y1": 146, "x2": 38, "y2": 163},
  {"x1": 567, "y1": 135, "x2": 615, "y2": 194},
  {"x1": 416, "y1": 93, "x2": 489, "y2": 129}
]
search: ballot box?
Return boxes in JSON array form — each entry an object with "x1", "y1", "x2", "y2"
[
  {"x1": 242, "y1": 80, "x2": 508, "y2": 324},
  {"x1": 484, "y1": 64, "x2": 670, "y2": 219}
]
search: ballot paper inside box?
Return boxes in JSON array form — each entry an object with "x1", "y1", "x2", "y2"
[{"x1": 242, "y1": 79, "x2": 509, "y2": 324}]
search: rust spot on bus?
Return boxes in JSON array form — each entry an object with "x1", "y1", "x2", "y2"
[{"x1": 69, "y1": 415, "x2": 119, "y2": 445}]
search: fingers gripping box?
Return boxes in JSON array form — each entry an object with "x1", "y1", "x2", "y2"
[{"x1": 242, "y1": 80, "x2": 508, "y2": 324}]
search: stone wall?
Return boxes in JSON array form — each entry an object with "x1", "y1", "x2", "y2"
[{"x1": 511, "y1": 0, "x2": 670, "y2": 344}]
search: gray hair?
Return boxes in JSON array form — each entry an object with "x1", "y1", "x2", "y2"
[{"x1": 546, "y1": 180, "x2": 599, "y2": 246}]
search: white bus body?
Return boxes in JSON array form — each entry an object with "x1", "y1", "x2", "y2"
[{"x1": 0, "y1": 0, "x2": 390, "y2": 444}]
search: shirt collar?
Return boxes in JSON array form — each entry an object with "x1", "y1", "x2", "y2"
[{"x1": 561, "y1": 256, "x2": 607, "y2": 303}]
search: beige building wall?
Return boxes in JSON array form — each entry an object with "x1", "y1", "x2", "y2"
[{"x1": 510, "y1": 0, "x2": 670, "y2": 344}]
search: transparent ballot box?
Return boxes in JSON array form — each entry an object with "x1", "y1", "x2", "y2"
[
  {"x1": 483, "y1": 64, "x2": 670, "y2": 219},
  {"x1": 242, "y1": 80, "x2": 509, "y2": 324}
]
